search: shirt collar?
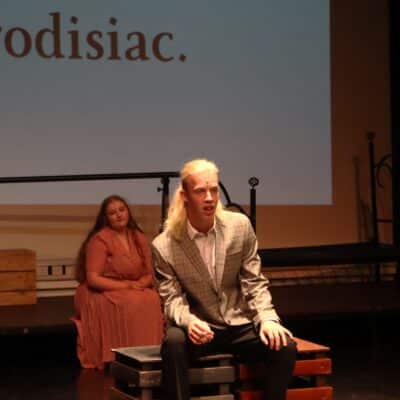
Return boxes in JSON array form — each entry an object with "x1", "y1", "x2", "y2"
[{"x1": 187, "y1": 219, "x2": 216, "y2": 240}]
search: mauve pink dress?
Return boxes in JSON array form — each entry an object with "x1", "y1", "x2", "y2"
[{"x1": 72, "y1": 227, "x2": 164, "y2": 369}]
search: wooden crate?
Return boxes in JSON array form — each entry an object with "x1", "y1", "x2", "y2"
[
  {"x1": 109, "y1": 338, "x2": 332, "y2": 400},
  {"x1": 110, "y1": 345, "x2": 235, "y2": 400},
  {"x1": 0, "y1": 249, "x2": 36, "y2": 305}
]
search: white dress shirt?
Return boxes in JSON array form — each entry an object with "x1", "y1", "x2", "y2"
[{"x1": 187, "y1": 220, "x2": 216, "y2": 283}]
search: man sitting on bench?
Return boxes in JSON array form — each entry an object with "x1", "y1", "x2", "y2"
[{"x1": 152, "y1": 158, "x2": 297, "y2": 400}]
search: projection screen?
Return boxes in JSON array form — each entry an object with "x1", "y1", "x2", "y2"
[{"x1": 0, "y1": 0, "x2": 331, "y2": 205}]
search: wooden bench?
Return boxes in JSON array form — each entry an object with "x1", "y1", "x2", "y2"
[{"x1": 109, "y1": 337, "x2": 332, "y2": 400}]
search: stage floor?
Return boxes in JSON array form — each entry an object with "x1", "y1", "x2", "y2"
[{"x1": 1, "y1": 314, "x2": 399, "y2": 400}]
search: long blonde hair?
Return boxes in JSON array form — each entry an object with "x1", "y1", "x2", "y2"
[{"x1": 164, "y1": 159, "x2": 224, "y2": 240}]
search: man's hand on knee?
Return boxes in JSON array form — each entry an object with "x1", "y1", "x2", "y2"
[
  {"x1": 259, "y1": 320, "x2": 293, "y2": 351},
  {"x1": 188, "y1": 319, "x2": 214, "y2": 345}
]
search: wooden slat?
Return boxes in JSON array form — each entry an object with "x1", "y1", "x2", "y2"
[
  {"x1": 294, "y1": 358, "x2": 331, "y2": 376},
  {"x1": 288, "y1": 386, "x2": 333, "y2": 400},
  {"x1": 238, "y1": 358, "x2": 331, "y2": 380},
  {"x1": 0, "y1": 249, "x2": 36, "y2": 272},
  {"x1": 110, "y1": 385, "x2": 235, "y2": 400},
  {"x1": 238, "y1": 386, "x2": 333, "y2": 400},
  {"x1": 111, "y1": 361, "x2": 235, "y2": 387},
  {"x1": 110, "y1": 361, "x2": 142, "y2": 385},
  {"x1": 113, "y1": 345, "x2": 233, "y2": 365},
  {"x1": 294, "y1": 337, "x2": 330, "y2": 353},
  {"x1": 113, "y1": 345, "x2": 161, "y2": 365},
  {"x1": 0, "y1": 271, "x2": 36, "y2": 291}
]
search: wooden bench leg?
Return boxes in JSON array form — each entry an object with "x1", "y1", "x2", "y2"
[{"x1": 141, "y1": 388, "x2": 153, "y2": 400}]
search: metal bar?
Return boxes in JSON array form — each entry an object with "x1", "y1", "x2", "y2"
[
  {"x1": 0, "y1": 171, "x2": 180, "y2": 228},
  {"x1": 390, "y1": 0, "x2": 400, "y2": 281},
  {"x1": 248, "y1": 177, "x2": 259, "y2": 232},
  {"x1": 0, "y1": 171, "x2": 179, "y2": 184},
  {"x1": 0, "y1": 171, "x2": 246, "y2": 234},
  {"x1": 367, "y1": 132, "x2": 379, "y2": 245},
  {"x1": 367, "y1": 132, "x2": 380, "y2": 282},
  {"x1": 158, "y1": 176, "x2": 170, "y2": 231}
]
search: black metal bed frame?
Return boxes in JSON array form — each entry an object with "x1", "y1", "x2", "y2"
[
  {"x1": 0, "y1": 133, "x2": 398, "y2": 281},
  {"x1": 258, "y1": 132, "x2": 400, "y2": 282}
]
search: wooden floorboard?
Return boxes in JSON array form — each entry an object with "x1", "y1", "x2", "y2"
[{"x1": 0, "y1": 296, "x2": 75, "y2": 335}]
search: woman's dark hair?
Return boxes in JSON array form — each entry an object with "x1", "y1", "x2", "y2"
[{"x1": 75, "y1": 194, "x2": 142, "y2": 283}]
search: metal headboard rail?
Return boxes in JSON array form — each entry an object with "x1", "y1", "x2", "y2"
[
  {"x1": 367, "y1": 132, "x2": 393, "y2": 243},
  {"x1": 367, "y1": 131, "x2": 396, "y2": 281},
  {"x1": 0, "y1": 171, "x2": 258, "y2": 230}
]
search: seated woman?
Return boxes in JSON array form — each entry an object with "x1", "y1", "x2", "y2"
[{"x1": 72, "y1": 194, "x2": 164, "y2": 369}]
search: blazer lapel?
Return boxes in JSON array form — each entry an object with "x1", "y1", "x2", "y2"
[
  {"x1": 180, "y1": 230, "x2": 218, "y2": 292},
  {"x1": 214, "y1": 217, "x2": 226, "y2": 288}
]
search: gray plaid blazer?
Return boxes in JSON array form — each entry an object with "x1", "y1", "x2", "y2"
[{"x1": 151, "y1": 210, "x2": 279, "y2": 329}]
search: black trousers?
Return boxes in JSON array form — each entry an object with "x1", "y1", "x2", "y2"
[{"x1": 160, "y1": 324, "x2": 297, "y2": 400}]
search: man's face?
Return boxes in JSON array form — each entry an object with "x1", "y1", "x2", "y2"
[{"x1": 182, "y1": 169, "x2": 219, "y2": 230}]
